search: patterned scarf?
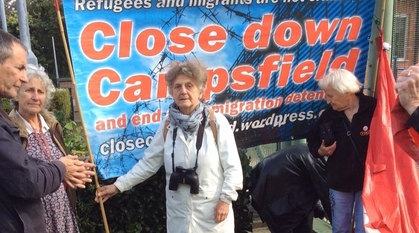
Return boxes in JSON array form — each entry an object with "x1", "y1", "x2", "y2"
[{"x1": 169, "y1": 102, "x2": 210, "y2": 138}]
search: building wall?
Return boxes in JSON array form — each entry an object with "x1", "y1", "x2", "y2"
[
  {"x1": 394, "y1": 0, "x2": 419, "y2": 77},
  {"x1": 58, "y1": 78, "x2": 81, "y2": 123}
]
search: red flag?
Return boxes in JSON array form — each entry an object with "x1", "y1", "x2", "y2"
[{"x1": 362, "y1": 30, "x2": 419, "y2": 232}]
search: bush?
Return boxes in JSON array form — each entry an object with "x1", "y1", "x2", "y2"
[
  {"x1": 50, "y1": 88, "x2": 72, "y2": 125},
  {"x1": 76, "y1": 168, "x2": 167, "y2": 233},
  {"x1": 234, "y1": 148, "x2": 253, "y2": 232},
  {"x1": 75, "y1": 150, "x2": 253, "y2": 233},
  {"x1": 63, "y1": 121, "x2": 87, "y2": 155},
  {"x1": 1, "y1": 98, "x2": 12, "y2": 113}
]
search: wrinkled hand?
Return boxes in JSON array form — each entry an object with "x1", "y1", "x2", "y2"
[
  {"x1": 318, "y1": 140, "x2": 336, "y2": 157},
  {"x1": 214, "y1": 199, "x2": 229, "y2": 223},
  {"x1": 60, "y1": 155, "x2": 95, "y2": 189},
  {"x1": 95, "y1": 184, "x2": 120, "y2": 203},
  {"x1": 395, "y1": 64, "x2": 419, "y2": 115}
]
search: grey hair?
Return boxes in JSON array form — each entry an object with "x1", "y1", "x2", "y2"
[
  {"x1": 165, "y1": 60, "x2": 208, "y2": 97},
  {"x1": 0, "y1": 29, "x2": 27, "y2": 64},
  {"x1": 318, "y1": 69, "x2": 362, "y2": 94},
  {"x1": 12, "y1": 64, "x2": 56, "y2": 109}
]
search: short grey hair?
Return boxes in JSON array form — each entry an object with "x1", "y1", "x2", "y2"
[
  {"x1": 165, "y1": 60, "x2": 208, "y2": 97},
  {"x1": 12, "y1": 64, "x2": 56, "y2": 109},
  {"x1": 318, "y1": 69, "x2": 362, "y2": 94},
  {"x1": 0, "y1": 29, "x2": 27, "y2": 64}
]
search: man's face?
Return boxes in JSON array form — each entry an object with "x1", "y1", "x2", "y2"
[{"x1": 0, "y1": 42, "x2": 28, "y2": 99}]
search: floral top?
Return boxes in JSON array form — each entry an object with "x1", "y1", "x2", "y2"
[{"x1": 23, "y1": 114, "x2": 80, "y2": 233}]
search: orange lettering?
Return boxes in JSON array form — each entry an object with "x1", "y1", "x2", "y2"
[
  {"x1": 198, "y1": 25, "x2": 227, "y2": 52},
  {"x1": 293, "y1": 61, "x2": 315, "y2": 84},
  {"x1": 274, "y1": 20, "x2": 302, "y2": 47},
  {"x1": 204, "y1": 68, "x2": 229, "y2": 100},
  {"x1": 243, "y1": 14, "x2": 273, "y2": 50},
  {"x1": 119, "y1": 21, "x2": 133, "y2": 58},
  {"x1": 230, "y1": 65, "x2": 255, "y2": 91},
  {"x1": 336, "y1": 17, "x2": 362, "y2": 41},
  {"x1": 123, "y1": 75, "x2": 152, "y2": 102},
  {"x1": 168, "y1": 27, "x2": 195, "y2": 54},
  {"x1": 316, "y1": 50, "x2": 333, "y2": 79},
  {"x1": 136, "y1": 28, "x2": 165, "y2": 56},
  {"x1": 330, "y1": 48, "x2": 360, "y2": 71},
  {"x1": 277, "y1": 54, "x2": 293, "y2": 87},
  {"x1": 258, "y1": 54, "x2": 280, "y2": 88},
  {"x1": 81, "y1": 22, "x2": 115, "y2": 60},
  {"x1": 88, "y1": 69, "x2": 120, "y2": 106},
  {"x1": 305, "y1": 19, "x2": 339, "y2": 45}
]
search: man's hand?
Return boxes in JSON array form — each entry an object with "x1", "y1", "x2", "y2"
[
  {"x1": 396, "y1": 64, "x2": 419, "y2": 115},
  {"x1": 95, "y1": 184, "x2": 120, "y2": 203},
  {"x1": 60, "y1": 155, "x2": 95, "y2": 189}
]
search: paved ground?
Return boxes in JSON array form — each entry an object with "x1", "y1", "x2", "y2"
[{"x1": 252, "y1": 213, "x2": 332, "y2": 233}]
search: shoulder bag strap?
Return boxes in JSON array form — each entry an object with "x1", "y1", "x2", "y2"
[{"x1": 341, "y1": 119, "x2": 364, "y2": 167}]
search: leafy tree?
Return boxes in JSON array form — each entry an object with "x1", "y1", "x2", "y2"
[{"x1": 4, "y1": 0, "x2": 70, "y2": 86}]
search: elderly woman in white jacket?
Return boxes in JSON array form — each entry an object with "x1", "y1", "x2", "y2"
[{"x1": 95, "y1": 59, "x2": 243, "y2": 232}]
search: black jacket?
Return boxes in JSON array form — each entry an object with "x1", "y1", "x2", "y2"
[
  {"x1": 248, "y1": 144, "x2": 331, "y2": 233},
  {"x1": 407, "y1": 106, "x2": 419, "y2": 132},
  {"x1": 307, "y1": 93, "x2": 376, "y2": 192},
  {"x1": 0, "y1": 108, "x2": 65, "y2": 233}
]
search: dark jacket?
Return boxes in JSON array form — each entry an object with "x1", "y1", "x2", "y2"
[
  {"x1": 407, "y1": 106, "x2": 419, "y2": 132},
  {"x1": 248, "y1": 144, "x2": 331, "y2": 233},
  {"x1": 0, "y1": 107, "x2": 66, "y2": 233},
  {"x1": 307, "y1": 93, "x2": 376, "y2": 192},
  {"x1": 9, "y1": 109, "x2": 77, "y2": 210}
]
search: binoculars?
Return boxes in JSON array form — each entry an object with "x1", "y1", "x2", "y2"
[{"x1": 168, "y1": 166, "x2": 199, "y2": 194}]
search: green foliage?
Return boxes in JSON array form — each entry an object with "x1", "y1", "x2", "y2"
[
  {"x1": 75, "y1": 151, "x2": 253, "y2": 233},
  {"x1": 50, "y1": 88, "x2": 72, "y2": 123},
  {"x1": 5, "y1": 0, "x2": 69, "y2": 83},
  {"x1": 51, "y1": 88, "x2": 80, "y2": 154},
  {"x1": 1, "y1": 98, "x2": 12, "y2": 113},
  {"x1": 76, "y1": 168, "x2": 167, "y2": 233},
  {"x1": 233, "y1": 148, "x2": 253, "y2": 232},
  {"x1": 63, "y1": 121, "x2": 87, "y2": 156}
]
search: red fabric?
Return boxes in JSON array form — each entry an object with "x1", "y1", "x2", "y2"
[
  {"x1": 362, "y1": 30, "x2": 419, "y2": 232},
  {"x1": 409, "y1": 128, "x2": 419, "y2": 146},
  {"x1": 392, "y1": 101, "x2": 419, "y2": 161}
]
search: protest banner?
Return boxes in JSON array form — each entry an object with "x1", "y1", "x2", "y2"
[{"x1": 61, "y1": 0, "x2": 376, "y2": 179}]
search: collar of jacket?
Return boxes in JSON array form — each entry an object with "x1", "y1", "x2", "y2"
[
  {"x1": 9, "y1": 109, "x2": 57, "y2": 137},
  {"x1": 333, "y1": 92, "x2": 376, "y2": 120}
]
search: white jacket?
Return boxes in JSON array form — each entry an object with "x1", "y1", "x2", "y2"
[{"x1": 115, "y1": 112, "x2": 243, "y2": 233}]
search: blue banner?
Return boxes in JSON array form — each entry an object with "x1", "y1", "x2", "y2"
[{"x1": 62, "y1": 0, "x2": 376, "y2": 179}]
